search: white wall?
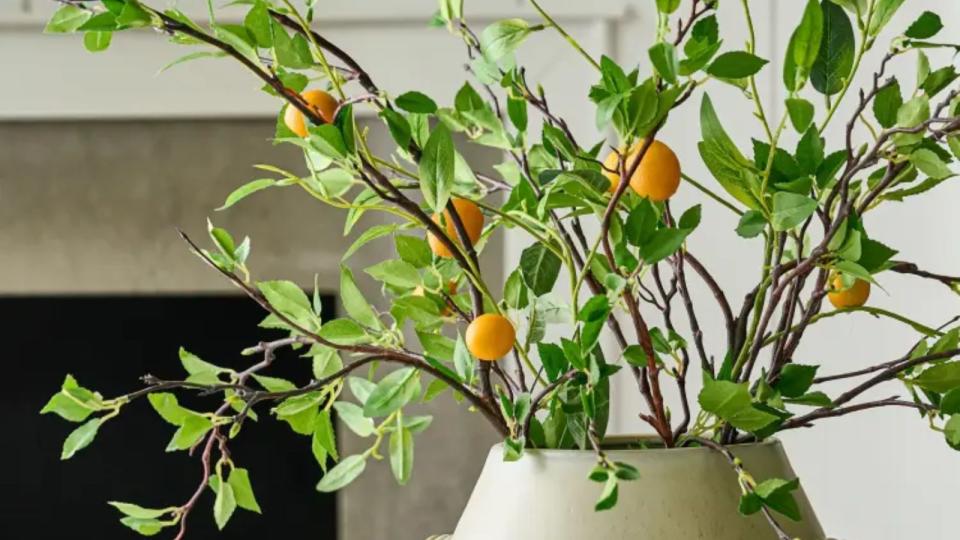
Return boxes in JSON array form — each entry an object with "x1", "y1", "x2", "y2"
[
  {"x1": 3, "y1": 0, "x2": 959, "y2": 538},
  {"x1": 495, "y1": 2, "x2": 960, "y2": 539}
]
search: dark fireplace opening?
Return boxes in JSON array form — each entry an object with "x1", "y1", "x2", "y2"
[{"x1": 2, "y1": 294, "x2": 337, "y2": 539}]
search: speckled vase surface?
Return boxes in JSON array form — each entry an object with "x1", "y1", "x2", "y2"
[{"x1": 441, "y1": 439, "x2": 825, "y2": 540}]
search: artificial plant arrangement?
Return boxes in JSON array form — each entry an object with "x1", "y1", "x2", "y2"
[{"x1": 41, "y1": 0, "x2": 960, "y2": 538}]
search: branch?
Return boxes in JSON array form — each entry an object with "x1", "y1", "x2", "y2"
[
  {"x1": 686, "y1": 437, "x2": 794, "y2": 540},
  {"x1": 779, "y1": 397, "x2": 933, "y2": 431},
  {"x1": 889, "y1": 261, "x2": 960, "y2": 291},
  {"x1": 818, "y1": 348, "x2": 960, "y2": 412},
  {"x1": 684, "y1": 252, "x2": 735, "y2": 357},
  {"x1": 177, "y1": 231, "x2": 508, "y2": 435}
]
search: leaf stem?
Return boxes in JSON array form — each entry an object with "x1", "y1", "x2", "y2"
[
  {"x1": 528, "y1": 0, "x2": 601, "y2": 71},
  {"x1": 682, "y1": 173, "x2": 744, "y2": 216}
]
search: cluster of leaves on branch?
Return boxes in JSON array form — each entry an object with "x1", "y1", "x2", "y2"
[{"x1": 42, "y1": 0, "x2": 960, "y2": 538}]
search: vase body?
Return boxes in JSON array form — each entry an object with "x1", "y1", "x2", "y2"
[{"x1": 448, "y1": 439, "x2": 825, "y2": 540}]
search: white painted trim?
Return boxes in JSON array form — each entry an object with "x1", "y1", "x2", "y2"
[{"x1": 6, "y1": 0, "x2": 633, "y2": 28}]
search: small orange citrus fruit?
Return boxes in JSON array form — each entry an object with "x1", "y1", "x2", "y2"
[
  {"x1": 428, "y1": 198, "x2": 484, "y2": 259},
  {"x1": 466, "y1": 313, "x2": 515, "y2": 361},
  {"x1": 283, "y1": 89, "x2": 338, "y2": 137},
  {"x1": 828, "y1": 275, "x2": 871, "y2": 309},
  {"x1": 602, "y1": 140, "x2": 681, "y2": 201}
]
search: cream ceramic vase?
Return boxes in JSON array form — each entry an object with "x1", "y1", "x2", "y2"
[{"x1": 438, "y1": 438, "x2": 825, "y2": 540}]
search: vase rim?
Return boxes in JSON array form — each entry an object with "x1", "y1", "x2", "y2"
[{"x1": 496, "y1": 436, "x2": 781, "y2": 457}]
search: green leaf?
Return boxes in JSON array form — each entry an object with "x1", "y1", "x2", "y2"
[
  {"x1": 858, "y1": 238, "x2": 897, "y2": 273},
  {"x1": 380, "y1": 108, "x2": 411, "y2": 148},
  {"x1": 784, "y1": 391, "x2": 833, "y2": 407},
  {"x1": 395, "y1": 235, "x2": 433, "y2": 268},
  {"x1": 453, "y1": 334, "x2": 475, "y2": 384},
  {"x1": 507, "y1": 96, "x2": 528, "y2": 132},
  {"x1": 913, "y1": 362, "x2": 960, "y2": 393},
  {"x1": 119, "y1": 517, "x2": 166, "y2": 536},
  {"x1": 736, "y1": 210, "x2": 767, "y2": 238},
  {"x1": 756, "y1": 478, "x2": 802, "y2": 521},
  {"x1": 179, "y1": 347, "x2": 225, "y2": 384},
  {"x1": 158, "y1": 51, "x2": 228, "y2": 73},
  {"x1": 244, "y1": 0, "x2": 272, "y2": 47},
  {"x1": 941, "y1": 388, "x2": 960, "y2": 415},
  {"x1": 481, "y1": 19, "x2": 536, "y2": 61},
  {"x1": 811, "y1": 0, "x2": 855, "y2": 96},
  {"x1": 108, "y1": 502, "x2": 169, "y2": 520},
  {"x1": 309, "y1": 124, "x2": 348, "y2": 159},
  {"x1": 656, "y1": 0, "x2": 682, "y2": 13},
  {"x1": 948, "y1": 137, "x2": 960, "y2": 160},
  {"x1": 340, "y1": 266, "x2": 381, "y2": 329},
  {"x1": 699, "y1": 380, "x2": 751, "y2": 418},
  {"x1": 774, "y1": 364, "x2": 818, "y2": 398},
  {"x1": 945, "y1": 414, "x2": 960, "y2": 449},
  {"x1": 218, "y1": 178, "x2": 275, "y2": 210},
  {"x1": 147, "y1": 393, "x2": 194, "y2": 426},
  {"x1": 786, "y1": 98, "x2": 815, "y2": 132},
  {"x1": 77, "y1": 11, "x2": 117, "y2": 32},
  {"x1": 363, "y1": 368, "x2": 419, "y2": 418},
  {"x1": 638, "y1": 229, "x2": 689, "y2": 265},
  {"x1": 868, "y1": 0, "x2": 906, "y2": 37},
  {"x1": 45, "y1": 5, "x2": 93, "y2": 33},
  {"x1": 649, "y1": 42, "x2": 680, "y2": 84},
  {"x1": 212, "y1": 475, "x2": 237, "y2": 530},
  {"x1": 905, "y1": 11, "x2": 943, "y2": 40},
  {"x1": 228, "y1": 468, "x2": 262, "y2": 513},
  {"x1": 698, "y1": 95, "x2": 762, "y2": 210},
  {"x1": 796, "y1": 127, "x2": 825, "y2": 174},
  {"x1": 706, "y1": 51, "x2": 768, "y2": 79},
  {"x1": 911, "y1": 149, "x2": 953, "y2": 180},
  {"x1": 699, "y1": 379, "x2": 778, "y2": 433},
  {"x1": 921, "y1": 67, "x2": 958, "y2": 97},
  {"x1": 166, "y1": 415, "x2": 213, "y2": 452},
  {"x1": 624, "y1": 201, "x2": 657, "y2": 246},
  {"x1": 519, "y1": 243, "x2": 562, "y2": 297},
  {"x1": 771, "y1": 192, "x2": 817, "y2": 231},
  {"x1": 343, "y1": 224, "x2": 398, "y2": 261},
  {"x1": 83, "y1": 31, "x2": 112, "y2": 52},
  {"x1": 389, "y1": 426, "x2": 415, "y2": 485},
  {"x1": 418, "y1": 332, "x2": 456, "y2": 362},
  {"x1": 61, "y1": 418, "x2": 101, "y2": 460},
  {"x1": 313, "y1": 410, "x2": 339, "y2": 463},
  {"x1": 41, "y1": 392, "x2": 95, "y2": 423},
  {"x1": 333, "y1": 401, "x2": 375, "y2": 437},
  {"x1": 783, "y1": 0, "x2": 824, "y2": 91},
  {"x1": 116, "y1": 2, "x2": 152, "y2": 28},
  {"x1": 395, "y1": 91, "x2": 438, "y2": 114},
  {"x1": 419, "y1": 123, "x2": 455, "y2": 212},
  {"x1": 594, "y1": 474, "x2": 619, "y2": 511},
  {"x1": 251, "y1": 374, "x2": 296, "y2": 392},
  {"x1": 316, "y1": 454, "x2": 367, "y2": 492},
  {"x1": 365, "y1": 259, "x2": 421, "y2": 288},
  {"x1": 258, "y1": 280, "x2": 319, "y2": 331},
  {"x1": 318, "y1": 318, "x2": 368, "y2": 345},
  {"x1": 439, "y1": 0, "x2": 464, "y2": 22},
  {"x1": 679, "y1": 15, "x2": 721, "y2": 75},
  {"x1": 538, "y1": 343, "x2": 569, "y2": 383},
  {"x1": 873, "y1": 81, "x2": 903, "y2": 128}
]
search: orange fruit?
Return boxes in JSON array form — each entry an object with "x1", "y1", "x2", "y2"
[
  {"x1": 427, "y1": 198, "x2": 484, "y2": 259},
  {"x1": 283, "y1": 89, "x2": 338, "y2": 137},
  {"x1": 465, "y1": 313, "x2": 515, "y2": 361},
  {"x1": 828, "y1": 275, "x2": 871, "y2": 309},
  {"x1": 602, "y1": 140, "x2": 681, "y2": 201}
]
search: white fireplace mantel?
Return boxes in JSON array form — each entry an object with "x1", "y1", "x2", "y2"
[{"x1": 1, "y1": 0, "x2": 649, "y2": 121}]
